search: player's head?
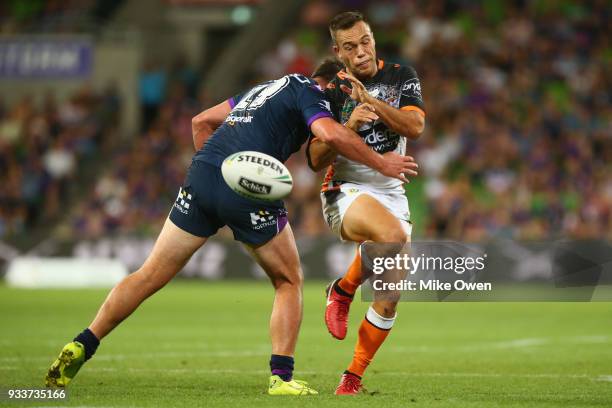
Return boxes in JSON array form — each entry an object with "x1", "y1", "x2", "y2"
[
  {"x1": 311, "y1": 57, "x2": 344, "y2": 88},
  {"x1": 329, "y1": 11, "x2": 377, "y2": 79}
]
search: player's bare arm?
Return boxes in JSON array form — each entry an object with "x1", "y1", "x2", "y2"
[
  {"x1": 307, "y1": 103, "x2": 378, "y2": 171},
  {"x1": 308, "y1": 138, "x2": 419, "y2": 181},
  {"x1": 310, "y1": 116, "x2": 418, "y2": 183},
  {"x1": 341, "y1": 72, "x2": 425, "y2": 140},
  {"x1": 191, "y1": 100, "x2": 232, "y2": 150},
  {"x1": 307, "y1": 137, "x2": 336, "y2": 171}
]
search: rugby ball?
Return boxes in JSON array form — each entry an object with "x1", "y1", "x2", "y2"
[{"x1": 221, "y1": 151, "x2": 293, "y2": 201}]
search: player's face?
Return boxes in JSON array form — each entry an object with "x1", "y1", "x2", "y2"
[
  {"x1": 333, "y1": 22, "x2": 377, "y2": 79},
  {"x1": 312, "y1": 76, "x2": 330, "y2": 89}
]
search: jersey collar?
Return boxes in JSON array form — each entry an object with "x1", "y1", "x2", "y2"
[{"x1": 362, "y1": 59, "x2": 385, "y2": 85}]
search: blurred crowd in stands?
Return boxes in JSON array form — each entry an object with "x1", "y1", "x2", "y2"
[
  {"x1": 0, "y1": 0, "x2": 122, "y2": 33},
  {"x1": 251, "y1": 0, "x2": 611, "y2": 241},
  {"x1": 0, "y1": 85, "x2": 120, "y2": 238},
  {"x1": 66, "y1": 63, "x2": 199, "y2": 239},
  {"x1": 1, "y1": 0, "x2": 610, "y2": 242}
]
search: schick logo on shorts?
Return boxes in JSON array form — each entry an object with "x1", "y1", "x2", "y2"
[
  {"x1": 238, "y1": 177, "x2": 272, "y2": 195},
  {"x1": 250, "y1": 210, "x2": 277, "y2": 230},
  {"x1": 174, "y1": 187, "x2": 193, "y2": 215}
]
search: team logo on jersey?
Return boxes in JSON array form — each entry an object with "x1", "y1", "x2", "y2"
[
  {"x1": 401, "y1": 78, "x2": 422, "y2": 99},
  {"x1": 174, "y1": 187, "x2": 193, "y2": 215},
  {"x1": 337, "y1": 82, "x2": 404, "y2": 153},
  {"x1": 340, "y1": 98, "x2": 358, "y2": 124},
  {"x1": 250, "y1": 210, "x2": 277, "y2": 230},
  {"x1": 339, "y1": 84, "x2": 401, "y2": 124}
]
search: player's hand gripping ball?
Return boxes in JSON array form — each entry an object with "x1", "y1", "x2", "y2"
[{"x1": 221, "y1": 151, "x2": 293, "y2": 201}]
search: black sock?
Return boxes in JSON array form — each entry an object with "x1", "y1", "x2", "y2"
[
  {"x1": 73, "y1": 328, "x2": 100, "y2": 361},
  {"x1": 270, "y1": 354, "x2": 294, "y2": 382},
  {"x1": 333, "y1": 280, "x2": 354, "y2": 298},
  {"x1": 344, "y1": 370, "x2": 362, "y2": 379}
]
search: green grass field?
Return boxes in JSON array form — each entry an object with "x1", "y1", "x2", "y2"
[{"x1": 1, "y1": 281, "x2": 611, "y2": 407}]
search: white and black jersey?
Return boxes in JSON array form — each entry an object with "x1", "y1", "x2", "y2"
[{"x1": 320, "y1": 59, "x2": 425, "y2": 192}]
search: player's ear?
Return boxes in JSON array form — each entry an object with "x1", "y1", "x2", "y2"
[{"x1": 332, "y1": 43, "x2": 340, "y2": 56}]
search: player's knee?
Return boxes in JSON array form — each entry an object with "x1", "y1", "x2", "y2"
[
  {"x1": 373, "y1": 226, "x2": 408, "y2": 244},
  {"x1": 270, "y1": 267, "x2": 303, "y2": 290}
]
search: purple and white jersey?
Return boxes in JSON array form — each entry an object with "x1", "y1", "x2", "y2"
[{"x1": 197, "y1": 74, "x2": 333, "y2": 167}]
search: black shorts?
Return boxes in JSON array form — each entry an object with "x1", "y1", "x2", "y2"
[{"x1": 169, "y1": 160, "x2": 288, "y2": 246}]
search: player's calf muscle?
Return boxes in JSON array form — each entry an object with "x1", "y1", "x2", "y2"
[
  {"x1": 373, "y1": 302, "x2": 398, "y2": 318},
  {"x1": 131, "y1": 266, "x2": 168, "y2": 294}
]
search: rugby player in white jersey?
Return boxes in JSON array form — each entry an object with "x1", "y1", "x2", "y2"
[{"x1": 307, "y1": 11, "x2": 425, "y2": 395}]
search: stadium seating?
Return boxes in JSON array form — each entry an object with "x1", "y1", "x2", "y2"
[
  {"x1": 0, "y1": 86, "x2": 120, "y2": 239},
  {"x1": 1, "y1": 0, "x2": 609, "y2": 242},
  {"x1": 249, "y1": 0, "x2": 611, "y2": 240}
]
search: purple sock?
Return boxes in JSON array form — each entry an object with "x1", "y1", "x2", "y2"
[{"x1": 270, "y1": 354, "x2": 294, "y2": 382}]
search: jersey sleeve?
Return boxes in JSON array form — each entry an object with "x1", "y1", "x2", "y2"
[
  {"x1": 227, "y1": 92, "x2": 245, "y2": 109},
  {"x1": 298, "y1": 84, "x2": 334, "y2": 128},
  {"x1": 398, "y1": 66, "x2": 426, "y2": 116}
]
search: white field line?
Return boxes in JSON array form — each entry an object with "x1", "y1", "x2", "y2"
[
  {"x1": 74, "y1": 367, "x2": 612, "y2": 382},
  {"x1": 95, "y1": 349, "x2": 270, "y2": 361},
  {"x1": 382, "y1": 372, "x2": 612, "y2": 384},
  {"x1": 95, "y1": 367, "x2": 272, "y2": 375},
  {"x1": 35, "y1": 339, "x2": 263, "y2": 349},
  {"x1": 378, "y1": 372, "x2": 591, "y2": 379},
  {"x1": 0, "y1": 349, "x2": 269, "y2": 363},
  {"x1": 1, "y1": 335, "x2": 609, "y2": 363},
  {"x1": 390, "y1": 335, "x2": 610, "y2": 353},
  {"x1": 568, "y1": 335, "x2": 611, "y2": 343},
  {"x1": 391, "y1": 338, "x2": 550, "y2": 353},
  {"x1": 2, "y1": 365, "x2": 610, "y2": 383},
  {"x1": 32, "y1": 406, "x2": 120, "y2": 408}
]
